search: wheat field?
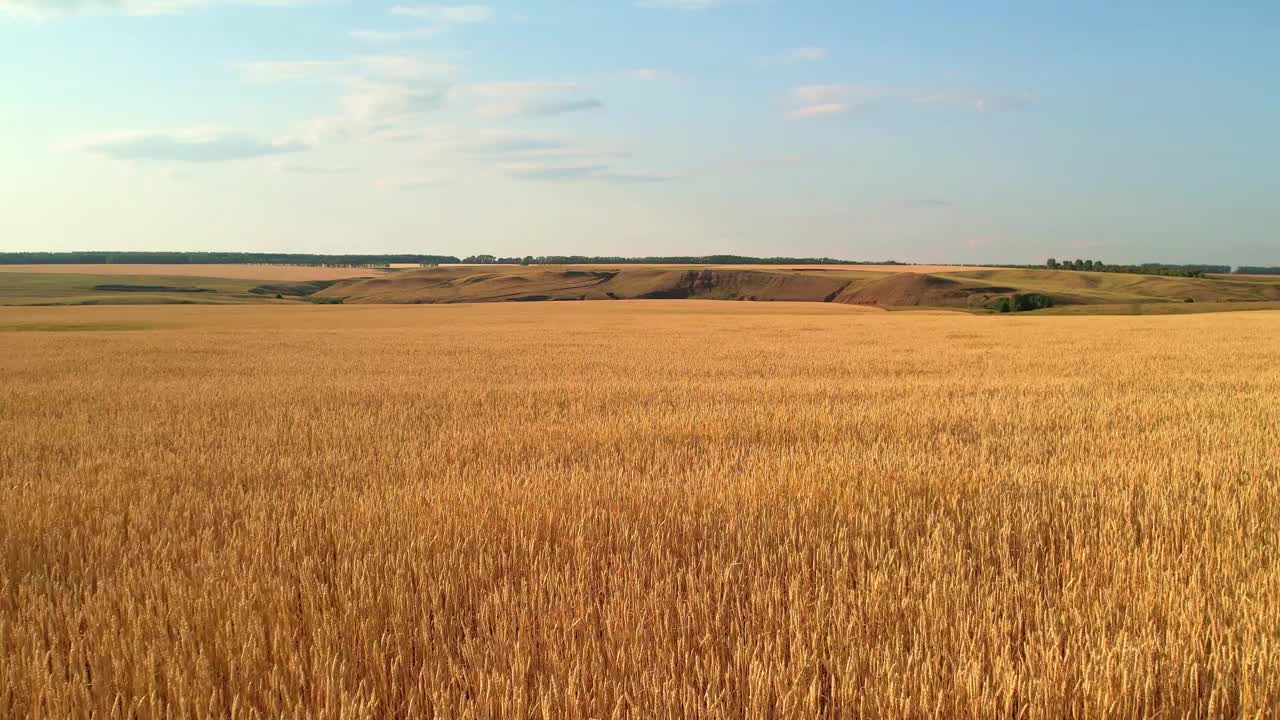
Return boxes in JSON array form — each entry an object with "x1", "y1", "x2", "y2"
[{"x1": 1, "y1": 302, "x2": 1277, "y2": 719}]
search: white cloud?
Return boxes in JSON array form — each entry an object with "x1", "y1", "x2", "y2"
[
  {"x1": 787, "y1": 103, "x2": 849, "y2": 119},
  {"x1": 352, "y1": 4, "x2": 492, "y2": 43},
  {"x1": 1, "y1": 0, "x2": 194, "y2": 16},
  {"x1": 784, "y1": 47, "x2": 826, "y2": 62},
  {"x1": 243, "y1": 55, "x2": 455, "y2": 143},
  {"x1": 389, "y1": 3, "x2": 493, "y2": 22},
  {"x1": 380, "y1": 127, "x2": 620, "y2": 162},
  {"x1": 278, "y1": 163, "x2": 354, "y2": 175},
  {"x1": 784, "y1": 85, "x2": 864, "y2": 119},
  {"x1": 636, "y1": 0, "x2": 720, "y2": 10},
  {"x1": 460, "y1": 82, "x2": 603, "y2": 118},
  {"x1": 598, "y1": 170, "x2": 677, "y2": 184},
  {"x1": 912, "y1": 90, "x2": 1033, "y2": 113},
  {"x1": 503, "y1": 161, "x2": 607, "y2": 180},
  {"x1": 367, "y1": 127, "x2": 665, "y2": 184},
  {"x1": 241, "y1": 55, "x2": 452, "y2": 83},
  {"x1": 349, "y1": 26, "x2": 444, "y2": 43},
  {"x1": 340, "y1": 80, "x2": 447, "y2": 122},
  {"x1": 445, "y1": 129, "x2": 571, "y2": 156},
  {"x1": 502, "y1": 161, "x2": 674, "y2": 184},
  {"x1": 1, "y1": 0, "x2": 322, "y2": 17},
  {"x1": 785, "y1": 84, "x2": 1032, "y2": 119},
  {"x1": 73, "y1": 127, "x2": 305, "y2": 162},
  {"x1": 627, "y1": 68, "x2": 684, "y2": 82},
  {"x1": 376, "y1": 176, "x2": 439, "y2": 190}
]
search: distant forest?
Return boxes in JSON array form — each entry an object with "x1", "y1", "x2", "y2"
[{"x1": 0, "y1": 251, "x2": 1274, "y2": 276}]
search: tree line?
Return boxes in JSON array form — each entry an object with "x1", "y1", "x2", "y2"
[
  {"x1": 2, "y1": 251, "x2": 1271, "y2": 275},
  {"x1": 0, "y1": 252, "x2": 893, "y2": 267},
  {"x1": 0, "y1": 252, "x2": 460, "y2": 266},
  {"x1": 459, "y1": 254, "x2": 899, "y2": 266},
  {"x1": 1043, "y1": 259, "x2": 1233, "y2": 278}
]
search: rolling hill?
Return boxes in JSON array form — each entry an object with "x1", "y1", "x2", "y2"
[
  {"x1": 312, "y1": 265, "x2": 1280, "y2": 312},
  {"x1": 5, "y1": 264, "x2": 1280, "y2": 314}
]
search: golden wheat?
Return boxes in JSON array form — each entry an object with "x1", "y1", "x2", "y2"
[{"x1": 1, "y1": 302, "x2": 1277, "y2": 719}]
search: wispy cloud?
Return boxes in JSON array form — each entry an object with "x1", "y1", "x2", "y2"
[
  {"x1": 503, "y1": 161, "x2": 674, "y2": 184},
  {"x1": 389, "y1": 3, "x2": 493, "y2": 23},
  {"x1": 787, "y1": 104, "x2": 849, "y2": 119},
  {"x1": 74, "y1": 128, "x2": 305, "y2": 163},
  {"x1": 785, "y1": 84, "x2": 1033, "y2": 119},
  {"x1": 279, "y1": 163, "x2": 354, "y2": 175},
  {"x1": 240, "y1": 55, "x2": 452, "y2": 83},
  {"x1": 503, "y1": 161, "x2": 607, "y2": 181},
  {"x1": 636, "y1": 0, "x2": 720, "y2": 10},
  {"x1": 383, "y1": 127, "x2": 622, "y2": 162},
  {"x1": 348, "y1": 26, "x2": 444, "y2": 43},
  {"x1": 340, "y1": 80, "x2": 447, "y2": 121},
  {"x1": 448, "y1": 130, "x2": 571, "y2": 156},
  {"x1": 460, "y1": 82, "x2": 603, "y2": 118},
  {"x1": 1, "y1": 0, "x2": 323, "y2": 17},
  {"x1": 904, "y1": 197, "x2": 952, "y2": 209},
  {"x1": 627, "y1": 68, "x2": 685, "y2": 82},
  {"x1": 376, "y1": 176, "x2": 439, "y2": 190},
  {"x1": 598, "y1": 171, "x2": 677, "y2": 184},
  {"x1": 372, "y1": 127, "x2": 668, "y2": 184},
  {"x1": 784, "y1": 85, "x2": 864, "y2": 119},
  {"x1": 912, "y1": 90, "x2": 1033, "y2": 113},
  {"x1": 351, "y1": 4, "x2": 491, "y2": 43},
  {"x1": 783, "y1": 47, "x2": 826, "y2": 62},
  {"x1": 242, "y1": 55, "x2": 455, "y2": 143}
]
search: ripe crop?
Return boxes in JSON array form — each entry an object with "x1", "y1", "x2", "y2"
[{"x1": 2, "y1": 302, "x2": 1277, "y2": 719}]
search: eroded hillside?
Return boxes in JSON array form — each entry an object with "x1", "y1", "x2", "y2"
[
  {"x1": 314, "y1": 266, "x2": 1041, "y2": 309},
  {"x1": 312, "y1": 265, "x2": 1280, "y2": 312}
]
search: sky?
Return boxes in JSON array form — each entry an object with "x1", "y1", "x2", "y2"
[{"x1": 2, "y1": 1, "x2": 1277, "y2": 264}]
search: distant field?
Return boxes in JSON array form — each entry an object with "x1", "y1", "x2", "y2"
[
  {"x1": 1, "y1": 302, "x2": 1276, "y2": 718},
  {"x1": 0, "y1": 264, "x2": 388, "y2": 281},
  {"x1": 1210, "y1": 273, "x2": 1280, "y2": 284},
  {"x1": 0, "y1": 271, "x2": 281, "y2": 306}
]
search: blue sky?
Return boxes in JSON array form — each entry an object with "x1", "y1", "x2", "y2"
[{"x1": 2, "y1": 1, "x2": 1277, "y2": 264}]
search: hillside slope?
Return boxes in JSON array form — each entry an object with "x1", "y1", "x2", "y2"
[
  {"x1": 11, "y1": 264, "x2": 1274, "y2": 313},
  {"x1": 316, "y1": 265, "x2": 1280, "y2": 313},
  {"x1": 948, "y1": 269, "x2": 1280, "y2": 305},
  {"x1": 315, "y1": 266, "x2": 1032, "y2": 308},
  {"x1": 318, "y1": 267, "x2": 863, "y2": 304}
]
